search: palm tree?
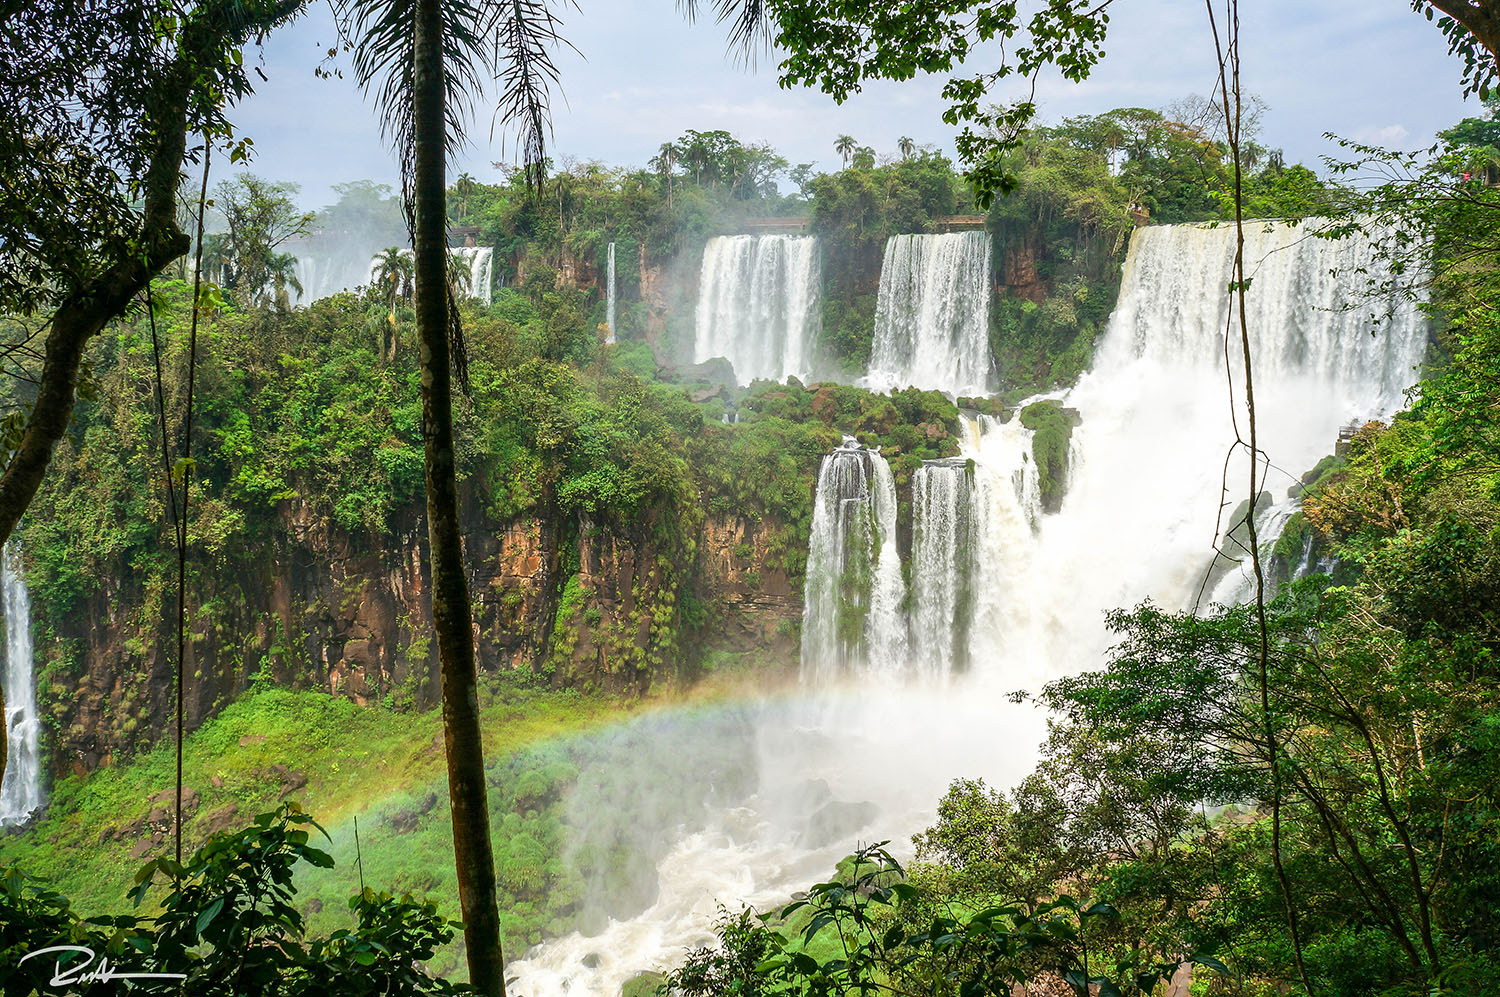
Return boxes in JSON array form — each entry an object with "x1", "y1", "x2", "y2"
[
  {"x1": 372, "y1": 247, "x2": 414, "y2": 360},
  {"x1": 447, "y1": 249, "x2": 474, "y2": 300},
  {"x1": 835, "y1": 133, "x2": 857, "y2": 168},
  {"x1": 898, "y1": 135, "x2": 915, "y2": 160},
  {"x1": 342, "y1": 2, "x2": 568, "y2": 994},
  {"x1": 265, "y1": 251, "x2": 303, "y2": 310},
  {"x1": 452, "y1": 171, "x2": 477, "y2": 219},
  {"x1": 651, "y1": 140, "x2": 678, "y2": 211}
]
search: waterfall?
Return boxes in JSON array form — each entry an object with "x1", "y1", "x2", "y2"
[
  {"x1": 1, "y1": 545, "x2": 41, "y2": 825},
  {"x1": 458, "y1": 246, "x2": 494, "y2": 307},
  {"x1": 509, "y1": 219, "x2": 1429, "y2": 995},
  {"x1": 800, "y1": 440, "x2": 905, "y2": 681},
  {"x1": 693, "y1": 235, "x2": 821, "y2": 385},
  {"x1": 1095, "y1": 222, "x2": 1423, "y2": 409},
  {"x1": 606, "y1": 242, "x2": 617, "y2": 345},
  {"x1": 803, "y1": 220, "x2": 1426, "y2": 686},
  {"x1": 866, "y1": 231, "x2": 993, "y2": 396},
  {"x1": 292, "y1": 248, "x2": 387, "y2": 306},
  {"x1": 1077, "y1": 219, "x2": 1424, "y2": 586},
  {"x1": 909, "y1": 460, "x2": 974, "y2": 676},
  {"x1": 297, "y1": 245, "x2": 489, "y2": 308}
]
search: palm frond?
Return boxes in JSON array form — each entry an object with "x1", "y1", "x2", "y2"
[
  {"x1": 339, "y1": 0, "x2": 489, "y2": 218},
  {"x1": 483, "y1": 0, "x2": 579, "y2": 192},
  {"x1": 678, "y1": 0, "x2": 772, "y2": 60}
]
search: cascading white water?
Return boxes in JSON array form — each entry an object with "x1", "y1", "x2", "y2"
[
  {"x1": 958, "y1": 219, "x2": 1428, "y2": 681},
  {"x1": 605, "y1": 242, "x2": 617, "y2": 345},
  {"x1": 693, "y1": 235, "x2": 821, "y2": 384},
  {"x1": 799, "y1": 440, "x2": 906, "y2": 681},
  {"x1": 293, "y1": 249, "x2": 386, "y2": 306},
  {"x1": 865, "y1": 231, "x2": 993, "y2": 396},
  {"x1": 1, "y1": 545, "x2": 41, "y2": 826},
  {"x1": 458, "y1": 246, "x2": 494, "y2": 306},
  {"x1": 909, "y1": 460, "x2": 973, "y2": 676},
  {"x1": 507, "y1": 219, "x2": 1427, "y2": 995}
]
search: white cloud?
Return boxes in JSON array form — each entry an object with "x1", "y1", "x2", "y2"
[{"x1": 1350, "y1": 124, "x2": 1412, "y2": 147}]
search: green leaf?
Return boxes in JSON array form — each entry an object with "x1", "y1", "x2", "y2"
[
  {"x1": 1193, "y1": 954, "x2": 1231, "y2": 975},
  {"x1": 196, "y1": 896, "x2": 226, "y2": 936}
]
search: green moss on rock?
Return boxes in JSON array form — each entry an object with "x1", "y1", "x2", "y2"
[{"x1": 1019, "y1": 400, "x2": 1080, "y2": 514}]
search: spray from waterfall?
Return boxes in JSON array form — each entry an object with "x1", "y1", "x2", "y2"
[
  {"x1": 694, "y1": 235, "x2": 820, "y2": 385},
  {"x1": 605, "y1": 242, "x2": 617, "y2": 345},
  {"x1": 866, "y1": 231, "x2": 992, "y2": 396},
  {"x1": 1, "y1": 545, "x2": 41, "y2": 825}
]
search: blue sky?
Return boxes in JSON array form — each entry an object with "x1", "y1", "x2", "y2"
[{"x1": 233, "y1": 0, "x2": 1477, "y2": 210}]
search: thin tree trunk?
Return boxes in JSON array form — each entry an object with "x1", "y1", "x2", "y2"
[{"x1": 411, "y1": 1, "x2": 505, "y2": 993}]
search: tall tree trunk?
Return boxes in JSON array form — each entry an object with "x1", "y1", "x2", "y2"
[{"x1": 410, "y1": 2, "x2": 506, "y2": 993}]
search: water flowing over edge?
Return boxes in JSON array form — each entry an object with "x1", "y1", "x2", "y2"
[
  {"x1": 693, "y1": 235, "x2": 821, "y2": 385},
  {"x1": 866, "y1": 230, "x2": 993, "y2": 396},
  {"x1": 293, "y1": 246, "x2": 495, "y2": 307},
  {"x1": 605, "y1": 242, "x2": 617, "y2": 345},
  {"x1": 1, "y1": 544, "x2": 42, "y2": 826}
]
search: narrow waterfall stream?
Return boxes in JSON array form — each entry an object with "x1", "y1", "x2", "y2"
[
  {"x1": 1, "y1": 545, "x2": 41, "y2": 826},
  {"x1": 693, "y1": 235, "x2": 821, "y2": 385},
  {"x1": 605, "y1": 242, "x2": 617, "y2": 345},
  {"x1": 506, "y1": 220, "x2": 1427, "y2": 995}
]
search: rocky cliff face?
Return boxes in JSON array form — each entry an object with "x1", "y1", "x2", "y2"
[{"x1": 35, "y1": 495, "x2": 801, "y2": 777}]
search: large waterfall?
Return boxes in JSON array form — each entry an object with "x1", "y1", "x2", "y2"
[
  {"x1": 1, "y1": 545, "x2": 41, "y2": 825},
  {"x1": 509, "y1": 219, "x2": 1428, "y2": 995},
  {"x1": 799, "y1": 440, "x2": 906, "y2": 681},
  {"x1": 693, "y1": 235, "x2": 821, "y2": 385},
  {"x1": 865, "y1": 231, "x2": 993, "y2": 396}
]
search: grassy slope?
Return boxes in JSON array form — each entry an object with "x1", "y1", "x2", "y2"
[{"x1": 0, "y1": 670, "x2": 791, "y2": 975}]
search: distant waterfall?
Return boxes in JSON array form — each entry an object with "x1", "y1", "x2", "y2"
[
  {"x1": 1, "y1": 545, "x2": 41, "y2": 825},
  {"x1": 800, "y1": 441, "x2": 905, "y2": 681},
  {"x1": 866, "y1": 231, "x2": 992, "y2": 396},
  {"x1": 694, "y1": 235, "x2": 820, "y2": 385},
  {"x1": 456, "y1": 246, "x2": 494, "y2": 306},
  {"x1": 605, "y1": 242, "x2": 617, "y2": 345}
]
